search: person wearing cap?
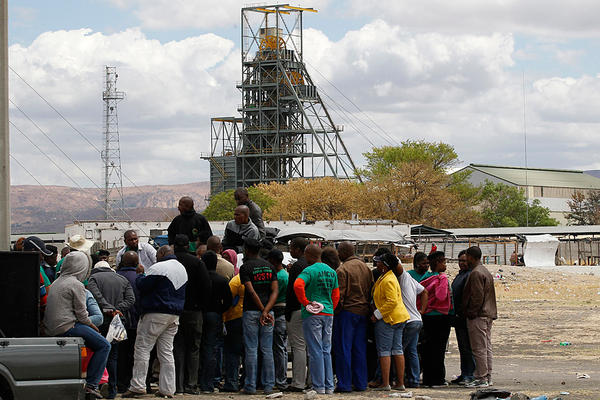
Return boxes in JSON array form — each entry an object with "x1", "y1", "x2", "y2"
[
  {"x1": 293, "y1": 244, "x2": 340, "y2": 395},
  {"x1": 42, "y1": 245, "x2": 59, "y2": 282},
  {"x1": 222, "y1": 205, "x2": 259, "y2": 254},
  {"x1": 116, "y1": 230, "x2": 157, "y2": 271},
  {"x1": 88, "y1": 260, "x2": 135, "y2": 399},
  {"x1": 123, "y1": 245, "x2": 188, "y2": 398},
  {"x1": 199, "y1": 251, "x2": 232, "y2": 394},
  {"x1": 172, "y1": 234, "x2": 211, "y2": 395},
  {"x1": 239, "y1": 238, "x2": 278, "y2": 395},
  {"x1": 371, "y1": 253, "x2": 410, "y2": 391},
  {"x1": 168, "y1": 196, "x2": 213, "y2": 252},
  {"x1": 266, "y1": 248, "x2": 289, "y2": 390},
  {"x1": 23, "y1": 236, "x2": 54, "y2": 310},
  {"x1": 206, "y1": 235, "x2": 234, "y2": 280},
  {"x1": 334, "y1": 242, "x2": 373, "y2": 393},
  {"x1": 43, "y1": 252, "x2": 111, "y2": 399}
]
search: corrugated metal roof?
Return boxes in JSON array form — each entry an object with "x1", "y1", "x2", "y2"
[
  {"x1": 449, "y1": 225, "x2": 600, "y2": 237},
  {"x1": 466, "y1": 164, "x2": 600, "y2": 189}
]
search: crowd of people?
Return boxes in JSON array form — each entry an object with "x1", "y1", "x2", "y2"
[{"x1": 16, "y1": 188, "x2": 497, "y2": 399}]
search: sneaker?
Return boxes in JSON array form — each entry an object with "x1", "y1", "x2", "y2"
[
  {"x1": 85, "y1": 386, "x2": 103, "y2": 399},
  {"x1": 325, "y1": 389, "x2": 334, "y2": 395},
  {"x1": 285, "y1": 386, "x2": 305, "y2": 392},
  {"x1": 450, "y1": 376, "x2": 463, "y2": 385},
  {"x1": 429, "y1": 381, "x2": 449, "y2": 388},
  {"x1": 391, "y1": 385, "x2": 406, "y2": 391},
  {"x1": 155, "y1": 392, "x2": 174, "y2": 399},
  {"x1": 487, "y1": 379, "x2": 494, "y2": 386},
  {"x1": 372, "y1": 385, "x2": 391, "y2": 391},
  {"x1": 465, "y1": 379, "x2": 489, "y2": 388}
]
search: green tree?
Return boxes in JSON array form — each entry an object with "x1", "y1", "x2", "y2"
[
  {"x1": 479, "y1": 181, "x2": 558, "y2": 227},
  {"x1": 362, "y1": 140, "x2": 459, "y2": 178},
  {"x1": 203, "y1": 187, "x2": 274, "y2": 221}
]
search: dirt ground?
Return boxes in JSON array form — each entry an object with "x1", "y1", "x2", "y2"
[{"x1": 138, "y1": 264, "x2": 600, "y2": 400}]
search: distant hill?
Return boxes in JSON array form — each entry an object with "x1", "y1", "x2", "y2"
[
  {"x1": 11, "y1": 182, "x2": 210, "y2": 233},
  {"x1": 585, "y1": 170, "x2": 600, "y2": 179}
]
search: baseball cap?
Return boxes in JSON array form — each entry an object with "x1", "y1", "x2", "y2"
[{"x1": 23, "y1": 236, "x2": 53, "y2": 256}]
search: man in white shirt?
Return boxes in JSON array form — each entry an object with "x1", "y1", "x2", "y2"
[
  {"x1": 397, "y1": 257, "x2": 428, "y2": 389},
  {"x1": 116, "y1": 230, "x2": 157, "y2": 270}
]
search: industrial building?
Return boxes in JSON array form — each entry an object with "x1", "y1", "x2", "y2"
[
  {"x1": 456, "y1": 164, "x2": 600, "y2": 224},
  {"x1": 202, "y1": 5, "x2": 358, "y2": 198}
]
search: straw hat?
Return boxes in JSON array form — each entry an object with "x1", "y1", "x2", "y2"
[{"x1": 66, "y1": 234, "x2": 95, "y2": 253}]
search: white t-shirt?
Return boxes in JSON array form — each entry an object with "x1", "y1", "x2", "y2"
[{"x1": 399, "y1": 271, "x2": 425, "y2": 323}]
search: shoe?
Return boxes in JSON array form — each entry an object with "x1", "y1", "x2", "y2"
[
  {"x1": 286, "y1": 386, "x2": 305, "y2": 392},
  {"x1": 121, "y1": 390, "x2": 146, "y2": 398},
  {"x1": 220, "y1": 387, "x2": 239, "y2": 393},
  {"x1": 450, "y1": 376, "x2": 463, "y2": 385},
  {"x1": 263, "y1": 389, "x2": 274, "y2": 395},
  {"x1": 372, "y1": 385, "x2": 391, "y2": 391},
  {"x1": 465, "y1": 379, "x2": 489, "y2": 388},
  {"x1": 325, "y1": 389, "x2": 334, "y2": 395},
  {"x1": 391, "y1": 385, "x2": 406, "y2": 391},
  {"x1": 85, "y1": 386, "x2": 103, "y2": 399},
  {"x1": 315, "y1": 389, "x2": 326, "y2": 395},
  {"x1": 334, "y1": 388, "x2": 352, "y2": 393},
  {"x1": 429, "y1": 381, "x2": 449, "y2": 388},
  {"x1": 155, "y1": 392, "x2": 174, "y2": 399},
  {"x1": 405, "y1": 383, "x2": 419, "y2": 388},
  {"x1": 202, "y1": 390, "x2": 214, "y2": 394},
  {"x1": 184, "y1": 387, "x2": 199, "y2": 395},
  {"x1": 368, "y1": 380, "x2": 381, "y2": 388},
  {"x1": 241, "y1": 389, "x2": 257, "y2": 395}
]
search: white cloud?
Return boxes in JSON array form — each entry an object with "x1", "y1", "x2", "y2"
[
  {"x1": 346, "y1": 0, "x2": 600, "y2": 37},
  {"x1": 9, "y1": 28, "x2": 238, "y2": 186}
]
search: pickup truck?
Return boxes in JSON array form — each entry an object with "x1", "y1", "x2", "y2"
[{"x1": 0, "y1": 336, "x2": 87, "y2": 400}]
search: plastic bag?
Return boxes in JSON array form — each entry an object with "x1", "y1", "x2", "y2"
[{"x1": 105, "y1": 314, "x2": 128, "y2": 343}]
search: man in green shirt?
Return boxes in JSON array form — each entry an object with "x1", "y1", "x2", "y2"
[
  {"x1": 293, "y1": 245, "x2": 340, "y2": 395},
  {"x1": 267, "y1": 249, "x2": 289, "y2": 390}
]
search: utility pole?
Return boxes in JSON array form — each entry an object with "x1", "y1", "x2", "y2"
[
  {"x1": 101, "y1": 66, "x2": 125, "y2": 220},
  {"x1": 0, "y1": 0, "x2": 10, "y2": 250}
]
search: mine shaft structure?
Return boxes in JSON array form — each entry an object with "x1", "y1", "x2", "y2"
[
  {"x1": 203, "y1": 4, "x2": 359, "y2": 197},
  {"x1": 102, "y1": 66, "x2": 125, "y2": 219}
]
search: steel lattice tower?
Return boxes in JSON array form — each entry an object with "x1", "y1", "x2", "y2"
[
  {"x1": 102, "y1": 66, "x2": 125, "y2": 219},
  {"x1": 203, "y1": 4, "x2": 359, "y2": 197}
]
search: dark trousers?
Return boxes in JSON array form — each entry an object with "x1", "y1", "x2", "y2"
[
  {"x1": 174, "y1": 310, "x2": 203, "y2": 392},
  {"x1": 199, "y1": 312, "x2": 222, "y2": 391},
  {"x1": 106, "y1": 342, "x2": 119, "y2": 398},
  {"x1": 454, "y1": 319, "x2": 475, "y2": 379},
  {"x1": 223, "y1": 318, "x2": 244, "y2": 391},
  {"x1": 333, "y1": 310, "x2": 368, "y2": 391},
  {"x1": 117, "y1": 329, "x2": 137, "y2": 392},
  {"x1": 421, "y1": 314, "x2": 451, "y2": 386}
]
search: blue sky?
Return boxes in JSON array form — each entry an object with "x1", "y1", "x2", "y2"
[{"x1": 7, "y1": 0, "x2": 600, "y2": 187}]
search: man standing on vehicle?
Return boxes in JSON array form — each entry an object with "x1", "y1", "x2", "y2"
[
  {"x1": 123, "y1": 245, "x2": 188, "y2": 398},
  {"x1": 222, "y1": 205, "x2": 259, "y2": 253},
  {"x1": 88, "y1": 260, "x2": 135, "y2": 399},
  {"x1": 234, "y1": 187, "x2": 265, "y2": 240},
  {"x1": 168, "y1": 196, "x2": 213, "y2": 252},
  {"x1": 116, "y1": 230, "x2": 157, "y2": 270}
]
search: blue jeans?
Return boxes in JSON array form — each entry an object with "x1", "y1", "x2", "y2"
[
  {"x1": 223, "y1": 318, "x2": 243, "y2": 391},
  {"x1": 302, "y1": 315, "x2": 334, "y2": 393},
  {"x1": 64, "y1": 323, "x2": 111, "y2": 388},
  {"x1": 333, "y1": 310, "x2": 368, "y2": 391},
  {"x1": 200, "y1": 312, "x2": 221, "y2": 391},
  {"x1": 375, "y1": 320, "x2": 406, "y2": 357},
  {"x1": 402, "y1": 321, "x2": 423, "y2": 386},
  {"x1": 243, "y1": 311, "x2": 274, "y2": 393},
  {"x1": 273, "y1": 314, "x2": 288, "y2": 388}
]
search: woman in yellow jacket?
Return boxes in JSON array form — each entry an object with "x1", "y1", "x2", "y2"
[{"x1": 371, "y1": 253, "x2": 410, "y2": 391}]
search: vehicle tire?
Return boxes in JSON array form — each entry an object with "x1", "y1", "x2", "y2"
[{"x1": 0, "y1": 381, "x2": 12, "y2": 400}]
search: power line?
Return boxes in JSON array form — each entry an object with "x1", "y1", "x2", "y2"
[
  {"x1": 9, "y1": 67, "x2": 176, "y2": 220},
  {"x1": 9, "y1": 106, "x2": 150, "y2": 236},
  {"x1": 10, "y1": 120, "x2": 150, "y2": 236},
  {"x1": 305, "y1": 60, "x2": 399, "y2": 146}
]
